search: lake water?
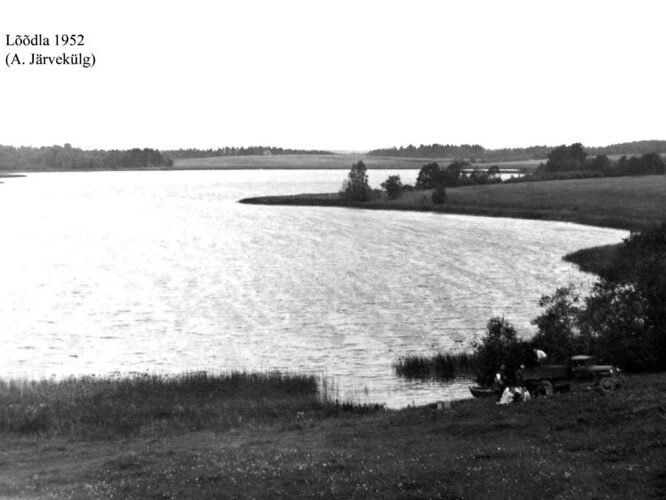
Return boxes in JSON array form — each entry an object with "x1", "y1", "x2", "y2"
[{"x1": 0, "y1": 170, "x2": 627, "y2": 407}]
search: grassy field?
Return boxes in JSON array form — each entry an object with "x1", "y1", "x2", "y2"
[
  {"x1": 1, "y1": 372, "x2": 664, "y2": 498},
  {"x1": 173, "y1": 153, "x2": 544, "y2": 171},
  {"x1": 242, "y1": 175, "x2": 666, "y2": 233}
]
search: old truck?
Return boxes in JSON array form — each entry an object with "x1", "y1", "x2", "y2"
[
  {"x1": 569, "y1": 355, "x2": 624, "y2": 393},
  {"x1": 520, "y1": 355, "x2": 623, "y2": 396},
  {"x1": 520, "y1": 364, "x2": 570, "y2": 396}
]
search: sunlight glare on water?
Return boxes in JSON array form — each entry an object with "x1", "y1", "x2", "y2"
[{"x1": 0, "y1": 170, "x2": 627, "y2": 407}]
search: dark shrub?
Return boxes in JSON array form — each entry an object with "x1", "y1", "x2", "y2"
[
  {"x1": 431, "y1": 184, "x2": 447, "y2": 204},
  {"x1": 473, "y1": 317, "x2": 533, "y2": 386},
  {"x1": 381, "y1": 175, "x2": 403, "y2": 200}
]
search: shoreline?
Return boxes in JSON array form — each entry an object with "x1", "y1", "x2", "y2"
[
  {"x1": 239, "y1": 190, "x2": 640, "y2": 274},
  {"x1": 1, "y1": 371, "x2": 664, "y2": 497},
  {"x1": 239, "y1": 193, "x2": 639, "y2": 232}
]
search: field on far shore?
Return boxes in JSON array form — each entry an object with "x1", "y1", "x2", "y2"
[
  {"x1": 173, "y1": 153, "x2": 544, "y2": 171},
  {"x1": 242, "y1": 175, "x2": 666, "y2": 233}
]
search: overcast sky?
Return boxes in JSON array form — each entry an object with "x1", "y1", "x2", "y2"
[{"x1": 2, "y1": 1, "x2": 665, "y2": 151}]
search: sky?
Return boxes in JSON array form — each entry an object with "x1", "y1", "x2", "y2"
[{"x1": 2, "y1": 1, "x2": 665, "y2": 151}]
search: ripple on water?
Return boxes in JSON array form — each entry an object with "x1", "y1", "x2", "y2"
[{"x1": 0, "y1": 170, "x2": 628, "y2": 407}]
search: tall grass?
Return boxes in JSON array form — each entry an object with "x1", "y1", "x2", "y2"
[
  {"x1": 394, "y1": 353, "x2": 476, "y2": 381},
  {"x1": 0, "y1": 371, "x2": 341, "y2": 438}
]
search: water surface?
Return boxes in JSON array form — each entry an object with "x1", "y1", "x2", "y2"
[{"x1": 0, "y1": 170, "x2": 626, "y2": 407}]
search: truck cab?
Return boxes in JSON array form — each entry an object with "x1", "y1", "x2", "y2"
[{"x1": 569, "y1": 355, "x2": 623, "y2": 393}]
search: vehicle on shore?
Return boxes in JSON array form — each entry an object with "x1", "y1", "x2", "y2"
[
  {"x1": 469, "y1": 355, "x2": 624, "y2": 399},
  {"x1": 521, "y1": 355, "x2": 624, "y2": 395},
  {"x1": 520, "y1": 364, "x2": 570, "y2": 396},
  {"x1": 568, "y1": 355, "x2": 624, "y2": 393}
]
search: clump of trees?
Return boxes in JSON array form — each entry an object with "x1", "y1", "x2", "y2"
[
  {"x1": 533, "y1": 224, "x2": 666, "y2": 371},
  {"x1": 470, "y1": 224, "x2": 666, "y2": 383},
  {"x1": 532, "y1": 143, "x2": 665, "y2": 180},
  {"x1": 340, "y1": 161, "x2": 372, "y2": 201},
  {"x1": 415, "y1": 161, "x2": 501, "y2": 192},
  {"x1": 544, "y1": 143, "x2": 587, "y2": 172}
]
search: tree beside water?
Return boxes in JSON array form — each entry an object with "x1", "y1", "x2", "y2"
[
  {"x1": 340, "y1": 161, "x2": 372, "y2": 201},
  {"x1": 380, "y1": 175, "x2": 403, "y2": 200}
]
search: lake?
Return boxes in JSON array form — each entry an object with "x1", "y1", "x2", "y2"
[{"x1": 0, "y1": 170, "x2": 627, "y2": 407}]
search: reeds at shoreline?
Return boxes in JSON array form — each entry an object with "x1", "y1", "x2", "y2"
[
  {"x1": 0, "y1": 371, "x2": 381, "y2": 438},
  {"x1": 394, "y1": 353, "x2": 476, "y2": 381}
]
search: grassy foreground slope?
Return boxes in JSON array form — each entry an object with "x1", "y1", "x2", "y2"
[
  {"x1": 242, "y1": 175, "x2": 666, "y2": 233},
  {"x1": 1, "y1": 374, "x2": 664, "y2": 498}
]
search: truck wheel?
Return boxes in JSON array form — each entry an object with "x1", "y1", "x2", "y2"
[
  {"x1": 598, "y1": 377, "x2": 617, "y2": 394},
  {"x1": 540, "y1": 380, "x2": 554, "y2": 396}
]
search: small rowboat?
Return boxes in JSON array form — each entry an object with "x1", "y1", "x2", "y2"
[{"x1": 469, "y1": 386, "x2": 500, "y2": 399}]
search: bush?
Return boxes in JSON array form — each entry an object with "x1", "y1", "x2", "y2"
[
  {"x1": 381, "y1": 175, "x2": 403, "y2": 199},
  {"x1": 431, "y1": 184, "x2": 447, "y2": 204},
  {"x1": 473, "y1": 317, "x2": 533, "y2": 386}
]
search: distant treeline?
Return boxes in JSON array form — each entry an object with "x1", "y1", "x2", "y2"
[
  {"x1": 521, "y1": 143, "x2": 665, "y2": 182},
  {"x1": 369, "y1": 140, "x2": 666, "y2": 162},
  {"x1": 0, "y1": 144, "x2": 173, "y2": 172},
  {"x1": 164, "y1": 146, "x2": 333, "y2": 159}
]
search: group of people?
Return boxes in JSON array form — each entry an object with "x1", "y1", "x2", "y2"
[
  {"x1": 493, "y1": 349, "x2": 547, "y2": 405},
  {"x1": 493, "y1": 364, "x2": 530, "y2": 404}
]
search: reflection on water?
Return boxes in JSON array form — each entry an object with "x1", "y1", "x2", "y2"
[{"x1": 0, "y1": 170, "x2": 626, "y2": 407}]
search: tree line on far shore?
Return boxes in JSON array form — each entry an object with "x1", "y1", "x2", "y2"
[
  {"x1": 368, "y1": 140, "x2": 666, "y2": 163},
  {"x1": 0, "y1": 144, "x2": 173, "y2": 172},
  {"x1": 163, "y1": 146, "x2": 333, "y2": 159},
  {"x1": 524, "y1": 143, "x2": 666, "y2": 181},
  {"x1": 341, "y1": 143, "x2": 666, "y2": 205}
]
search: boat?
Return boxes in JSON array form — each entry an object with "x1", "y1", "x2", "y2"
[{"x1": 469, "y1": 386, "x2": 500, "y2": 399}]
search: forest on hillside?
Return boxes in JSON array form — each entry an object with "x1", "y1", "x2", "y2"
[
  {"x1": 0, "y1": 144, "x2": 172, "y2": 172},
  {"x1": 369, "y1": 141, "x2": 666, "y2": 162},
  {"x1": 163, "y1": 146, "x2": 332, "y2": 159}
]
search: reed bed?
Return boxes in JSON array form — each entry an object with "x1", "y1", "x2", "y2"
[
  {"x1": 0, "y1": 371, "x2": 367, "y2": 438},
  {"x1": 394, "y1": 352, "x2": 477, "y2": 380}
]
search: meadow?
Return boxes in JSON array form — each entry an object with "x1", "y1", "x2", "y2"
[
  {"x1": 1, "y1": 372, "x2": 664, "y2": 498},
  {"x1": 242, "y1": 174, "x2": 666, "y2": 233},
  {"x1": 173, "y1": 153, "x2": 543, "y2": 171}
]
